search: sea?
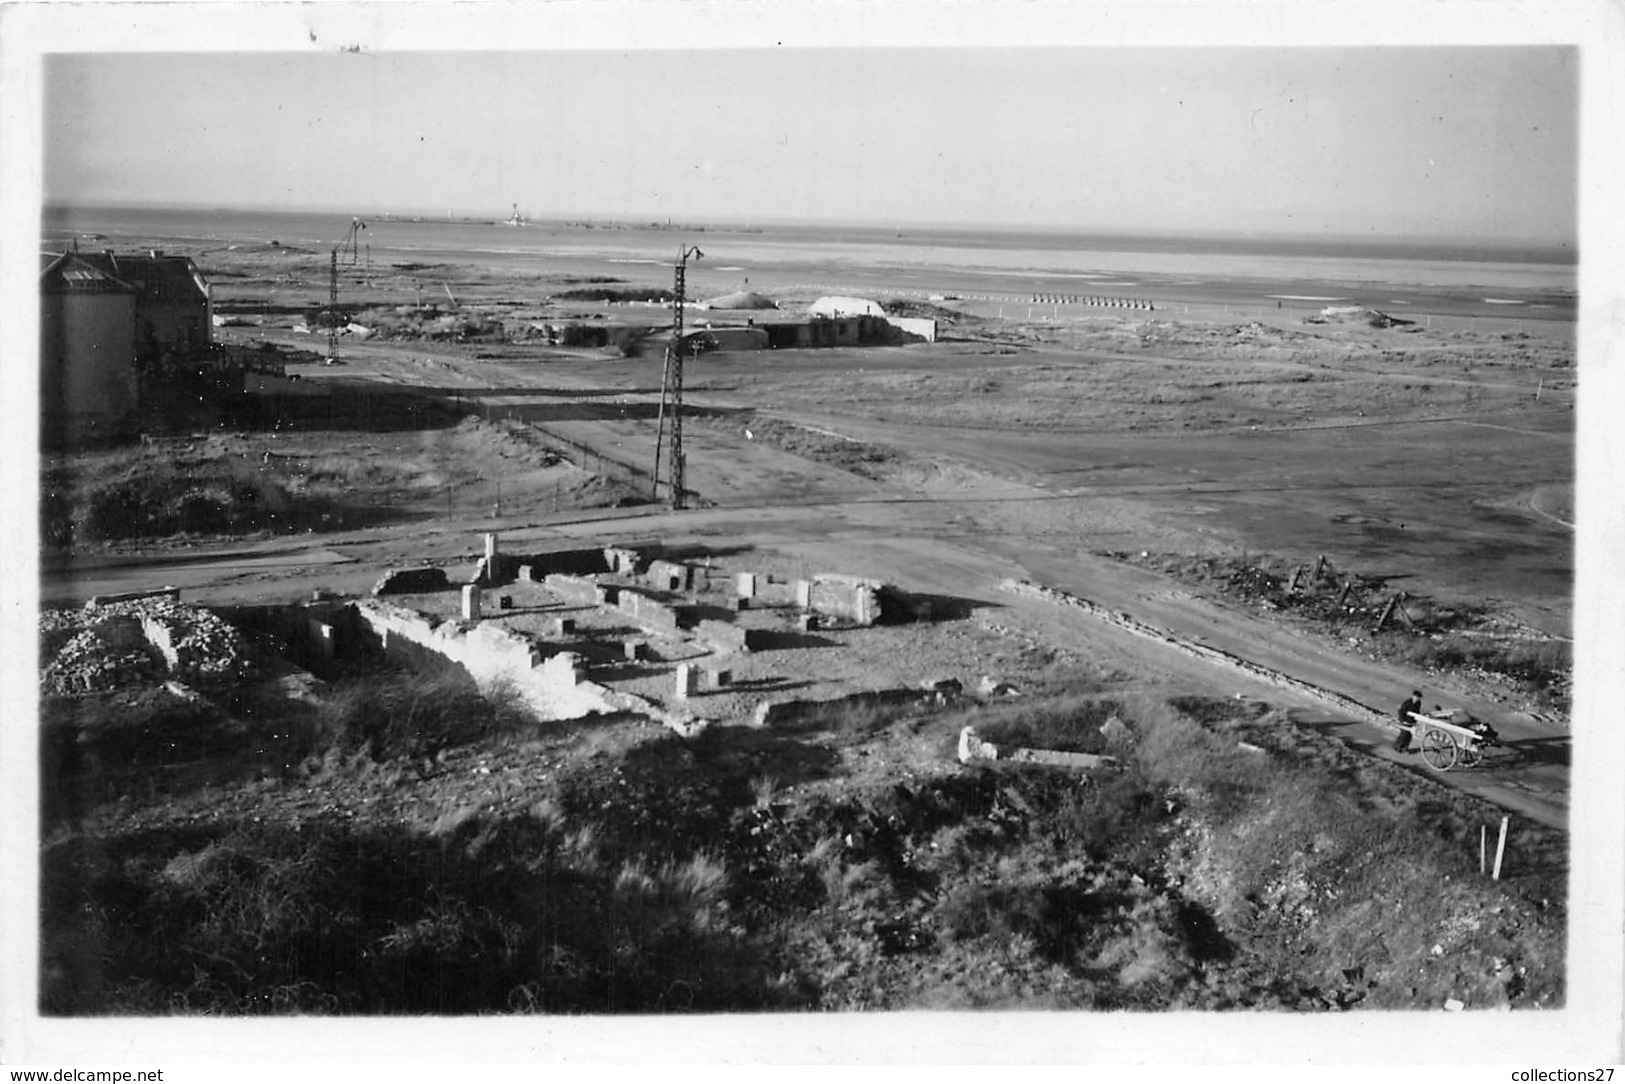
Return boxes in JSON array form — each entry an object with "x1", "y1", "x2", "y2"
[{"x1": 42, "y1": 204, "x2": 1578, "y2": 324}]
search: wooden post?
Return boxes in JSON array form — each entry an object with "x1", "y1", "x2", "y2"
[
  {"x1": 1493, "y1": 816, "x2": 1509, "y2": 880},
  {"x1": 1338, "y1": 580, "x2": 1353, "y2": 607},
  {"x1": 1314, "y1": 554, "x2": 1327, "y2": 581},
  {"x1": 1536, "y1": 377, "x2": 1543, "y2": 401},
  {"x1": 1377, "y1": 594, "x2": 1399, "y2": 630},
  {"x1": 1480, "y1": 825, "x2": 1487, "y2": 875}
]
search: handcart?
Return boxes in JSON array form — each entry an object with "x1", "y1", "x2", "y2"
[{"x1": 1411, "y1": 710, "x2": 1501, "y2": 771}]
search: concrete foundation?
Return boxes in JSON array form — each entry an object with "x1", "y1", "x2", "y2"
[
  {"x1": 545, "y1": 574, "x2": 601, "y2": 606},
  {"x1": 735, "y1": 572, "x2": 758, "y2": 599},
  {"x1": 461, "y1": 585, "x2": 482, "y2": 621},
  {"x1": 696, "y1": 619, "x2": 752, "y2": 654},
  {"x1": 617, "y1": 589, "x2": 690, "y2": 632},
  {"x1": 806, "y1": 575, "x2": 883, "y2": 626}
]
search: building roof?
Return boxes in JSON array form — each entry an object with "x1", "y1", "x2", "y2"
[
  {"x1": 44, "y1": 251, "x2": 209, "y2": 304},
  {"x1": 808, "y1": 295, "x2": 886, "y2": 317},
  {"x1": 699, "y1": 290, "x2": 779, "y2": 311},
  {"x1": 39, "y1": 252, "x2": 138, "y2": 296}
]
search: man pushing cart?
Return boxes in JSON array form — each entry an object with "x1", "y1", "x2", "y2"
[{"x1": 1392, "y1": 690, "x2": 1500, "y2": 770}]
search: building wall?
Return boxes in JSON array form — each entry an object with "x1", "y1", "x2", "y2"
[
  {"x1": 138, "y1": 297, "x2": 211, "y2": 359},
  {"x1": 40, "y1": 291, "x2": 138, "y2": 446}
]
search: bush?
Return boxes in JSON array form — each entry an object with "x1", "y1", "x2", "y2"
[
  {"x1": 969, "y1": 695, "x2": 1120, "y2": 755},
  {"x1": 308, "y1": 670, "x2": 526, "y2": 762}
]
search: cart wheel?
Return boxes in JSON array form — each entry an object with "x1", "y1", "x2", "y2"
[
  {"x1": 1459, "y1": 741, "x2": 1484, "y2": 769},
  {"x1": 1421, "y1": 728, "x2": 1458, "y2": 771}
]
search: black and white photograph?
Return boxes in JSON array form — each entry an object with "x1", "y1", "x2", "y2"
[{"x1": 3, "y1": 0, "x2": 1620, "y2": 1071}]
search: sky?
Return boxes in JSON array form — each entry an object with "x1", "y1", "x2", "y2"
[{"x1": 41, "y1": 42, "x2": 1578, "y2": 246}]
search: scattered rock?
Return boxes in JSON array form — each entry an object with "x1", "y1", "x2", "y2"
[
  {"x1": 978, "y1": 675, "x2": 1020, "y2": 698},
  {"x1": 958, "y1": 726, "x2": 1000, "y2": 764}
]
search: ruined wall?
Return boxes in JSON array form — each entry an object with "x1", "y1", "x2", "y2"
[
  {"x1": 802, "y1": 575, "x2": 884, "y2": 626},
  {"x1": 353, "y1": 600, "x2": 615, "y2": 722},
  {"x1": 616, "y1": 589, "x2": 693, "y2": 632},
  {"x1": 645, "y1": 559, "x2": 699, "y2": 592},
  {"x1": 694, "y1": 619, "x2": 770, "y2": 655},
  {"x1": 543, "y1": 574, "x2": 604, "y2": 606}
]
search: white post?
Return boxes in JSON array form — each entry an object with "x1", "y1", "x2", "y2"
[
  {"x1": 1493, "y1": 815, "x2": 1509, "y2": 880},
  {"x1": 1536, "y1": 377, "x2": 1543, "y2": 401},
  {"x1": 1480, "y1": 825, "x2": 1487, "y2": 875}
]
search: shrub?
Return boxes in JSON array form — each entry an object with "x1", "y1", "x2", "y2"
[
  {"x1": 308, "y1": 670, "x2": 525, "y2": 762},
  {"x1": 969, "y1": 695, "x2": 1120, "y2": 755}
]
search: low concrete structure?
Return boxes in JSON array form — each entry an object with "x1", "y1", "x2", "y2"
[
  {"x1": 544, "y1": 574, "x2": 601, "y2": 606},
  {"x1": 461, "y1": 585, "x2": 482, "y2": 621},
  {"x1": 673, "y1": 663, "x2": 699, "y2": 700},
  {"x1": 805, "y1": 574, "x2": 884, "y2": 626},
  {"x1": 1006, "y1": 748, "x2": 1121, "y2": 771},
  {"x1": 646, "y1": 559, "x2": 694, "y2": 592},
  {"x1": 356, "y1": 599, "x2": 614, "y2": 721},
  {"x1": 958, "y1": 724, "x2": 1121, "y2": 772},
  {"x1": 617, "y1": 589, "x2": 691, "y2": 632},
  {"x1": 694, "y1": 618, "x2": 769, "y2": 654},
  {"x1": 372, "y1": 567, "x2": 450, "y2": 597}
]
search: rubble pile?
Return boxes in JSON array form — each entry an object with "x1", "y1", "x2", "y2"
[
  {"x1": 40, "y1": 596, "x2": 255, "y2": 696},
  {"x1": 41, "y1": 625, "x2": 161, "y2": 696}
]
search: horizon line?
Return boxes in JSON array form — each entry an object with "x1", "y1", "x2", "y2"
[{"x1": 41, "y1": 199, "x2": 1578, "y2": 258}]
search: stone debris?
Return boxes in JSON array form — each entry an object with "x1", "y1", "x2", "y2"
[
  {"x1": 978, "y1": 675, "x2": 1021, "y2": 698},
  {"x1": 1007, "y1": 748, "x2": 1120, "y2": 771},
  {"x1": 1099, "y1": 715, "x2": 1133, "y2": 745},
  {"x1": 40, "y1": 596, "x2": 254, "y2": 696},
  {"x1": 958, "y1": 725, "x2": 1119, "y2": 773}
]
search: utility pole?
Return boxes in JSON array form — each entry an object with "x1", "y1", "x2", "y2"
[{"x1": 653, "y1": 244, "x2": 702, "y2": 509}]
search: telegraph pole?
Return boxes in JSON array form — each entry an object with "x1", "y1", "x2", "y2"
[{"x1": 653, "y1": 244, "x2": 702, "y2": 509}]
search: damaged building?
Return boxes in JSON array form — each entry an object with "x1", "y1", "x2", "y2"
[{"x1": 39, "y1": 249, "x2": 214, "y2": 447}]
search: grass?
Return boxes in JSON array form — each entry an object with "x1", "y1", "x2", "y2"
[
  {"x1": 42, "y1": 451, "x2": 375, "y2": 547},
  {"x1": 304, "y1": 669, "x2": 529, "y2": 764},
  {"x1": 964, "y1": 694, "x2": 1121, "y2": 756},
  {"x1": 39, "y1": 666, "x2": 1565, "y2": 1014}
]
